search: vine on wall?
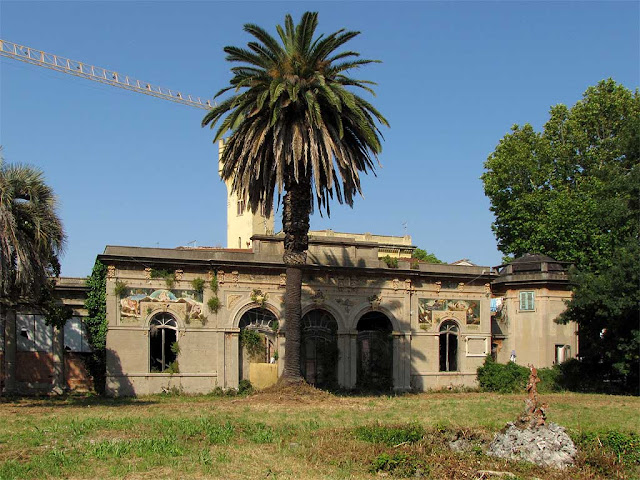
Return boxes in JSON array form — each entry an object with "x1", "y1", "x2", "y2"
[{"x1": 84, "y1": 260, "x2": 108, "y2": 393}]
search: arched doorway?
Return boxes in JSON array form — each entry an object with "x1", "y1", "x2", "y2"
[
  {"x1": 301, "y1": 309, "x2": 338, "y2": 388},
  {"x1": 149, "y1": 313, "x2": 178, "y2": 373},
  {"x1": 356, "y1": 311, "x2": 393, "y2": 390},
  {"x1": 439, "y1": 320, "x2": 459, "y2": 372},
  {"x1": 238, "y1": 308, "x2": 278, "y2": 382}
]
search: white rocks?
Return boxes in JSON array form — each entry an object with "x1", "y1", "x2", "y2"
[{"x1": 488, "y1": 422, "x2": 577, "y2": 469}]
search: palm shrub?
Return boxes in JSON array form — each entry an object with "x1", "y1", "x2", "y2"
[{"x1": 203, "y1": 12, "x2": 388, "y2": 382}]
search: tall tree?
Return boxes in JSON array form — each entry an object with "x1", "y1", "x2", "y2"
[
  {"x1": 0, "y1": 158, "x2": 66, "y2": 306},
  {"x1": 482, "y1": 80, "x2": 639, "y2": 391},
  {"x1": 203, "y1": 12, "x2": 388, "y2": 382}
]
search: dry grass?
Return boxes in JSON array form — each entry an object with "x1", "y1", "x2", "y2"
[{"x1": 0, "y1": 391, "x2": 638, "y2": 479}]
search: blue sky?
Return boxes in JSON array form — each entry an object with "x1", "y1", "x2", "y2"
[{"x1": 1, "y1": 1, "x2": 638, "y2": 277}]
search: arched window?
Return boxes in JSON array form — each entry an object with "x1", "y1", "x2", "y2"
[
  {"x1": 439, "y1": 320, "x2": 458, "y2": 372},
  {"x1": 238, "y1": 308, "x2": 278, "y2": 381},
  {"x1": 301, "y1": 310, "x2": 338, "y2": 388},
  {"x1": 150, "y1": 313, "x2": 178, "y2": 373}
]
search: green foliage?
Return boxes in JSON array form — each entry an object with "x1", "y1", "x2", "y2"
[
  {"x1": 238, "y1": 379, "x2": 254, "y2": 395},
  {"x1": 207, "y1": 296, "x2": 220, "y2": 313},
  {"x1": 0, "y1": 159, "x2": 66, "y2": 306},
  {"x1": 240, "y1": 329, "x2": 266, "y2": 360},
  {"x1": 382, "y1": 255, "x2": 398, "y2": 268},
  {"x1": 476, "y1": 356, "x2": 529, "y2": 393},
  {"x1": 574, "y1": 429, "x2": 640, "y2": 466},
  {"x1": 191, "y1": 277, "x2": 205, "y2": 293},
  {"x1": 209, "y1": 274, "x2": 218, "y2": 293},
  {"x1": 482, "y1": 80, "x2": 640, "y2": 392},
  {"x1": 170, "y1": 341, "x2": 180, "y2": 356},
  {"x1": 369, "y1": 453, "x2": 430, "y2": 477},
  {"x1": 165, "y1": 361, "x2": 180, "y2": 375},
  {"x1": 150, "y1": 268, "x2": 175, "y2": 289},
  {"x1": 412, "y1": 248, "x2": 444, "y2": 264},
  {"x1": 84, "y1": 260, "x2": 108, "y2": 393},
  {"x1": 354, "y1": 423, "x2": 424, "y2": 446},
  {"x1": 43, "y1": 297, "x2": 73, "y2": 329},
  {"x1": 113, "y1": 280, "x2": 127, "y2": 297}
]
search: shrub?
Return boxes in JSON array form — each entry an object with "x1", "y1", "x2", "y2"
[
  {"x1": 476, "y1": 355, "x2": 529, "y2": 393},
  {"x1": 238, "y1": 379, "x2": 254, "y2": 395},
  {"x1": 207, "y1": 296, "x2": 220, "y2": 313},
  {"x1": 382, "y1": 255, "x2": 399, "y2": 268},
  {"x1": 191, "y1": 277, "x2": 206, "y2": 293},
  {"x1": 113, "y1": 280, "x2": 128, "y2": 297}
]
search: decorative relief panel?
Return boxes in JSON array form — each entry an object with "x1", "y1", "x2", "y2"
[
  {"x1": 418, "y1": 298, "x2": 480, "y2": 330},
  {"x1": 226, "y1": 294, "x2": 243, "y2": 310},
  {"x1": 107, "y1": 265, "x2": 116, "y2": 278}
]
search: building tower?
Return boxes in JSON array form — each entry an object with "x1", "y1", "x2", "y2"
[{"x1": 219, "y1": 139, "x2": 275, "y2": 249}]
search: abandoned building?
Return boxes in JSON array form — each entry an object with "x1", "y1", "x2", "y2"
[{"x1": 0, "y1": 142, "x2": 577, "y2": 395}]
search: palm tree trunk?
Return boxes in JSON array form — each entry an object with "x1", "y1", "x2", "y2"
[{"x1": 281, "y1": 172, "x2": 311, "y2": 383}]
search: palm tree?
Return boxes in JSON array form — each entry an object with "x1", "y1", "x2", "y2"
[
  {"x1": 203, "y1": 12, "x2": 388, "y2": 383},
  {"x1": 0, "y1": 158, "x2": 65, "y2": 305},
  {"x1": 1, "y1": 156, "x2": 66, "y2": 392}
]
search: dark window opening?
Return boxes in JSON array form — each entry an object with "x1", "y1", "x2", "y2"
[
  {"x1": 439, "y1": 320, "x2": 458, "y2": 372},
  {"x1": 150, "y1": 313, "x2": 177, "y2": 373},
  {"x1": 301, "y1": 310, "x2": 338, "y2": 388},
  {"x1": 356, "y1": 311, "x2": 393, "y2": 390}
]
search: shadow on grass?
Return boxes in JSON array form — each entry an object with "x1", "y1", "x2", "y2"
[{"x1": 0, "y1": 393, "x2": 156, "y2": 408}]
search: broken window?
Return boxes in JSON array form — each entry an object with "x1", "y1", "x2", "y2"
[
  {"x1": 16, "y1": 314, "x2": 53, "y2": 352},
  {"x1": 149, "y1": 313, "x2": 177, "y2": 373},
  {"x1": 439, "y1": 320, "x2": 458, "y2": 372},
  {"x1": 63, "y1": 317, "x2": 92, "y2": 352}
]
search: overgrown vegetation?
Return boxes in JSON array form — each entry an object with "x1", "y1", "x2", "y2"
[
  {"x1": 477, "y1": 356, "x2": 572, "y2": 393},
  {"x1": 150, "y1": 268, "x2": 176, "y2": 289},
  {"x1": 412, "y1": 248, "x2": 444, "y2": 264},
  {"x1": 191, "y1": 277, "x2": 205, "y2": 293},
  {"x1": 382, "y1": 255, "x2": 398, "y2": 268},
  {"x1": 0, "y1": 392, "x2": 637, "y2": 479},
  {"x1": 84, "y1": 260, "x2": 108, "y2": 393},
  {"x1": 240, "y1": 329, "x2": 265, "y2": 360},
  {"x1": 354, "y1": 423, "x2": 425, "y2": 446},
  {"x1": 482, "y1": 80, "x2": 640, "y2": 392},
  {"x1": 113, "y1": 280, "x2": 127, "y2": 297},
  {"x1": 370, "y1": 452, "x2": 430, "y2": 477},
  {"x1": 207, "y1": 296, "x2": 220, "y2": 314}
]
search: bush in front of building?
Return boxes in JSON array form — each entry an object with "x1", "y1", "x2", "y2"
[{"x1": 477, "y1": 356, "x2": 529, "y2": 393}]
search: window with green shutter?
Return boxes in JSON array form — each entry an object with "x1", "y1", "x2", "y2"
[{"x1": 519, "y1": 291, "x2": 535, "y2": 311}]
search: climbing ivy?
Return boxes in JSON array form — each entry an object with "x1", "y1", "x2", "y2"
[{"x1": 84, "y1": 260, "x2": 108, "y2": 393}]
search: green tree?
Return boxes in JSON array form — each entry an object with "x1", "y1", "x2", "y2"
[
  {"x1": 0, "y1": 157, "x2": 67, "y2": 392},
  {"x1": 412, "y1": 248, "x2": 443, "y2": 264},
  {"x1": 482, "y1": 79, "x2": 639, "y2": 391},
  {"x1": 203, "y1": 12, "x2": 388, "y2": 383}
]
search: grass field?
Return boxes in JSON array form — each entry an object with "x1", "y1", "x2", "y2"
[{"x1": 0, "y1": 388, "x2": 638, "y2": 479}]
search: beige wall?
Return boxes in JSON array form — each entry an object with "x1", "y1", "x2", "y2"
[
  {"x1": 495, "y1": 287, "x2": 577, "y2": 368},
  {"x1": 103, "y1": 247, "x2": 494, "y2": 395}
]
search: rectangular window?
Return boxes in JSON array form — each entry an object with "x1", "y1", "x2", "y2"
[
  {"x1": 237, "y1": 198, "x2": 245, "y2": 216},
  {"x1": 17, "y1": 314, "x2": 53, "y2": 352},
  {"x1": 64, "y1": 317, "x2": 92, "y2": 353},
  {"x1": 555, "y1": 344, "x2": 571, "y2": 364},
  {"x1": 519, "y1": 291, "x2": 535, "y2": 311}
]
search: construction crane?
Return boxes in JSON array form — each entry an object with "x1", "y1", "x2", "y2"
[{"x1": 0, "y1": 38, "x2": 213, "y2": 110}]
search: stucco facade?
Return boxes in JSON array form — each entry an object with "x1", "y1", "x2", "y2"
[
  {"x1": 491, "y1": 255, "x2": 577, "y2": 368},
  {"x1": 102, "y1": 234, "x2": 496, "y2": 395}
]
